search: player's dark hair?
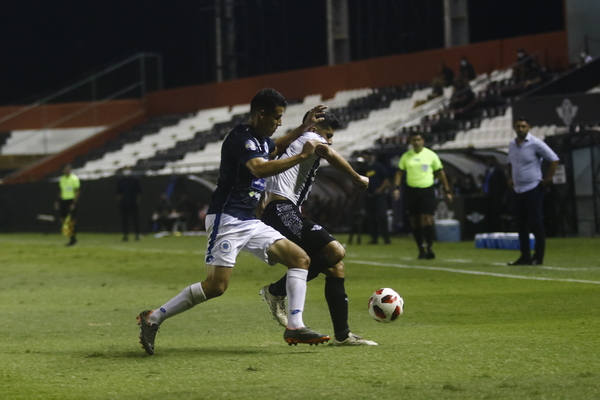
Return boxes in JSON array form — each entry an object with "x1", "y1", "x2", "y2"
[
  {"x1": 302, "y1": 110, "x2": 341, "y2": 130},
  {"x1": 250, "y1": 88, "x2": 287, "y2": 114},
  {"x1": 514, "y1": 116, "x2": 529, "y2": 125},
  {"x1": 408, "y1": 131, "x2": 423, "y2": 139}
]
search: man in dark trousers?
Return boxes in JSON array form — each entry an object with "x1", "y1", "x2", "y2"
[
  {"x1": 116, "y1": 166, "x2": 142, "y2": 241},
  {"x1": 507, "y1": 118, "x2": 559, "y2": 266},
  {"x1": 482, "y1": 156, "x2": 507, "y2": 232},
  {"x1": 361, "y1": 150, "x2": 391, "y2": 245}
]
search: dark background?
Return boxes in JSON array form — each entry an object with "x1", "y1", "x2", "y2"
[{"x1": 0, "y1": 0, "x2": 564, "y2": 106}]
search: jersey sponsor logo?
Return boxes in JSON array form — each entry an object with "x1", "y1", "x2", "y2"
[
  {"x1": 251, "y1": 178, "x2": 265, "y2": 191},
  {"x1": 245, "y1": 139, "x2": 257, "y2": 151},
  {"x1": 311, "y1": 224, "x2": 322, "y2": 231},
  {"x1": 366, "y1": 170, "x2": 376, "y2": 177},
  {"x1": 219, "y1": 240, "x2": 232, "y2": 253}
]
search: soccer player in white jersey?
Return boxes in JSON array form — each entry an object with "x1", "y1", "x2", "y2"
[
  {"x1": 259, "y1": 111, "x2": 378, "y2": 346},
  {"x1": 137, "y1": 89, "x2": 331, "y2": 355}
]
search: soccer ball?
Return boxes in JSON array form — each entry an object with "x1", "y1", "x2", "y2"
[{"x1": 368, "y1": 288, "x2": 404, "y2": 323}]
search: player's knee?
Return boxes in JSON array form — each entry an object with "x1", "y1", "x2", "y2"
[
  {"x1": 202, "y1": 279, "x2": 228, "y2": 299},
  {"x1": 295, "y1": 252, "x2": 311, "y2": 270},
  {"x1": 324, "y1": 261, "x2": 345, "y2": 278},
  {"x1": 325, "y1": 241, "x2": 346, "y2": 266}
]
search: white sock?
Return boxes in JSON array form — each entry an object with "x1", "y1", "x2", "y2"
[
  {"x1": 286, "y1": 268, "x2": 308, "y2": 329},
  {"x1": 148, "y1": 282, "x2": 206, "y2": 325}
]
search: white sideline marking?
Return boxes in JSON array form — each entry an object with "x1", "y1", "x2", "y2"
[{"x1": 353, "y1": 260, "x2": 600, "y2": 285}]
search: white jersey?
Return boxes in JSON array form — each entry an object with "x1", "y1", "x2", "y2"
[{"x1": 266, "y1": 131, "x2": 327, "y2": 206}]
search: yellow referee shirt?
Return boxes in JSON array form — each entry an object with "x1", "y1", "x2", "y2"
[
  {"x1": 398, "y1": 147, "x2": 443, "y2": 188},
  {"x1": 59, "y1": 174, "x2": 80, "y2": 200}
]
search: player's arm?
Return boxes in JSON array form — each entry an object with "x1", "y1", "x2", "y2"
[
  {"x1": 272, "y1": 105, "x2": 327, "y2": 157},
  {"x1": 316, "y1": 144, "x2": 368, "y2": 189},
  {"x1": 392, "y1": 169, "x2": 404, "y2": 200},
  {"x1": 541, "y1": 160, "x2": 559, "y2": 187},
  {"x1": 255, "y1": 192, "x2": 268, "y2": 219},
  {"x1": 434, "y1": 169, "x2": 452, "y2": 203},
  {"x1": 507, "y1": 163, "x2": 514, "y2": 189},
  {"x1": 248, "y1": 139, "x2": 319, "y2": 178}
]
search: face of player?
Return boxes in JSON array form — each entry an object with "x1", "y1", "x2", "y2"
[
  {"x1": 255, "y1": 106, "x2": 285, "y2": 137},
  {"x1": 409, "y1": 135, "x2": 425, "y2": 152},
  {"x1": 314, "y1": 125, "x2": 335, "y2": 145},
  {"x1": 63, "y1": 165, "x2": 72, "y2": 176},
  {"x1": 514, "y1": 120, "x2": 529, "y2": 139}
]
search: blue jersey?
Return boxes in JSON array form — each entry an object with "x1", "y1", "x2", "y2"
[{"x1": 207, "y1": 123, "x2": 275, "y2": 220}]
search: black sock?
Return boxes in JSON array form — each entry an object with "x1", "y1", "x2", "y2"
[
  {"x1": 325, "y1": 277, "x2": 350, "y2": 341},
  {"x1": 423, "y1": 225, "x2": 434, "y2": 250},
  {"x1": 413, "y1": 226, "x2": 424, "y2": 252},
  {"x1": 269, "y1": 275, "x2": 287, "y2": 297}
]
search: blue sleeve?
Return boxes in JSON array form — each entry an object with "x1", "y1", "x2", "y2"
[{"x1": 227, "y1": 131, "x2": 268, "y2": 165}]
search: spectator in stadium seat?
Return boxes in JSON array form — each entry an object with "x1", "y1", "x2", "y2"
[
  {"x1": 54, "y1": 164, "x2": 80, "y2": 246},
  {"x1": 507, "y1": 117, "x2": 559, "y2": 266},
  {"x1": 438, "y1": 61, "x2": 455, "y2": 87},
  {"x1": 137, "y1": 89, "x2": 331, "y2": 355},
  {"x1": 393, "y1": 132, "x2": 452, "y2": 259},
  {"x1": 459, "y1": 55, "x2": 476, "y2": 81},
  {"x1": 116, "y1": 166, "x2": 142, "y2": 241},
  {"x1": 448, "y1": 78, "x2": 476, "y2": 115}
]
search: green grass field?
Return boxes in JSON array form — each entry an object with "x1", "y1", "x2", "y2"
[{"x1": 1, "y1": 233, "x2": 599, "y2": 399}]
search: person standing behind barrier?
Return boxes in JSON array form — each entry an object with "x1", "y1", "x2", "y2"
[
  {"x1": 361, "y1": 150, "x2": 391, "y2": 245},
  {"x1": 507, "y1": 117, "x2": 559, "y2": 266},
  {"x1": 116, "y1": 166, "x2": 142, "y2": 241},
  {"x1": 54, "y1": 164, "x2": 80, "y2": 246},
  {"x1": 393, "y1": 133, "x2": 452, "y2": 259}
]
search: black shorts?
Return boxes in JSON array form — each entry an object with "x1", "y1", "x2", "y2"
[
  {"x1": 405, "y1": 185, "x2": 436, "y2": 216},
  {"x1": 261, "y1": 200, "x2": 335, "y2": 255},
  {"x1": 59, "y1": 199, "x2": 77, "y2": 219}
]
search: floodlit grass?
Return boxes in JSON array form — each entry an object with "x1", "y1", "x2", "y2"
[{"x1": 1, "y1": 233, "x2": 599, "y2": 399}]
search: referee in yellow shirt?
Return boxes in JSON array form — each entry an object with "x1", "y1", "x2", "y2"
[
  {"x1": 54, "y1": 164, "x2": 80, "y2": 246},
  {"x1": 393, "y1": 132, "x2": 452, "y2": 259}
]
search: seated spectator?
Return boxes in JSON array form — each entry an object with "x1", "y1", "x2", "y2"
[
  {"x1": 414, "y1": 77, "x2": 445, "y2": 108},
  {"x1": 459, "y1": 56, "x2": 476, "y2": 81},
  {"x1": 448, "y1": 78, "x2": 476, "y2": 113},
  {"x1": 151, "y1": 193, "x2": 172, "y2": 232},
  {"x1": 438, "y1": 61, "x2": 455, "y2": 87}
]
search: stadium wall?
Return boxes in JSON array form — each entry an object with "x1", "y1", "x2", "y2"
[{"x1": 145, "y1": 31, "x2": 568, "y2": 115}]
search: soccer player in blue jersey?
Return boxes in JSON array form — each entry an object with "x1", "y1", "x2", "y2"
[
  {"x1": 137, "y1": 88, "x2": 331, "y2": 355},
  {"x1": 259, "y1": 111, "x2": 378, "y2": 346}
]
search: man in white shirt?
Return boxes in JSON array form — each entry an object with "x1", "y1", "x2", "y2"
[{"x1": 507, "y1": 117, "x2": 559, "y2": 266}]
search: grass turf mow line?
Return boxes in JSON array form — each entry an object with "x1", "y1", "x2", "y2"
[{"x1": 353, "y1": 260, "x2": 600, "y2": 285}]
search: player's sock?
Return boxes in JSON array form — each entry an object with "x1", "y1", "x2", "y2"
[
  {"x1": 149, "y1": 282, "x2": 206, "y2": 325},
  {"x1": 269, "y1": 275, "x2": 288, "y2": 297},
  {"x1": 413, "y1": 226, "x2": 424, "y2": 249},
  {"x1": 325, "y1": 277, "x2": 350, "y2": 341},
  {"x1": 286, "y1": 268, "x2": 308, "y2": 329},
  {"x1": 423, "y1": 225, "x2": 434, "y2": 249}
]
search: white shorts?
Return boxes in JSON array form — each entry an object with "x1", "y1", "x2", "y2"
[{"x1": 204, "y1": 213, "x2": 286, "y2": 267}]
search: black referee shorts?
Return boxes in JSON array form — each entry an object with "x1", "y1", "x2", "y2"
[
  {"x1": 405, "y1": 185, "x2": 436, "y2": 216},
  {"x1": 59, "y1": 199, "x2": 77, "y2": 219}
]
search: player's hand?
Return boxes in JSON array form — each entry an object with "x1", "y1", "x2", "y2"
[
  {"x1": 540, "y1": 178, "x2": 553, "y2": 187},
  {"x1": 302, "y1": 105, "x2": 327, "y2": 129},
  {"x1": 392, "y1": 188, "x2": 401, "y2": 201},
  {"x1": 445, "y1": 192, "x2": 453, "y2": 203},
  {"x1": 301, "y1": 139, "x2": 320, "y2": 157},
  {"x1": 354, "y1": 175, "x2": 369, "y2": 190}
]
